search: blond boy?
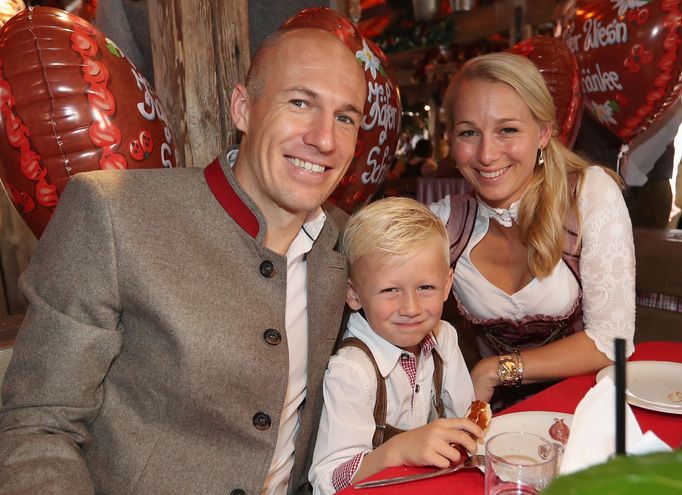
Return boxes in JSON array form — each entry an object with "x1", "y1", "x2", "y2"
[{"x1": 310, "y1": 197, "x2": 481, "y2": 494}]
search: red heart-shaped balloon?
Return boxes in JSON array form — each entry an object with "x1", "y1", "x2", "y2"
[
  {"x1": 0, "y1": 6, "x2": 178, "y2": 238},
  {"x1": 509, "y1": 35, "x2": 583, "y2": 148},
  {"x1": 280, "y1": 7, "x2": 402, "y2": 213},
  {"x1": 564, "y1": 0, "x2": 682, "y2": 143}
]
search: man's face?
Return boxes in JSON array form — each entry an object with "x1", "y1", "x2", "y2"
[{"x1": 231, "y1": 30, "x2": 366, "y2": 222}]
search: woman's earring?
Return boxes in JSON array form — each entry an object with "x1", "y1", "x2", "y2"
[{"x1": 537, "y1": 147, "x2": 545, "y2": 167}]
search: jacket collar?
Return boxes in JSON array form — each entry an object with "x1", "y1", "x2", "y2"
[
  {"x1": 204, "y1": 153, "x2": 261, "y2": 238},
  {"x1": 204, "y1": 150, "x2": 331, "y2": 245}
]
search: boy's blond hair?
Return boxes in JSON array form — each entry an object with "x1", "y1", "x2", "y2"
[{"x1": 342, "y1": 197, "x2": 449, "y2": 270}]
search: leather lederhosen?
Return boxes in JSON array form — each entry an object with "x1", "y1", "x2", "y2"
[
  {"x1": 444, "y1": 174, "x2": 585, "y2": 354},
  {"x1": 338, "y1": 337, "x2": 445, "y2": 449}
]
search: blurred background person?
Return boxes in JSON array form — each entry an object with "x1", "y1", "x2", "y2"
[{"x1": 389, "y1": 138, "x2": 438, "y2": 178}]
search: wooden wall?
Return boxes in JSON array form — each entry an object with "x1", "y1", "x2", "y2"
[
  {"x1": 148, "y1": 0, "x2": 250, "y2": 168},
  {"x1": 0, "y1": 192, "x2": 36, "y2": 316}
]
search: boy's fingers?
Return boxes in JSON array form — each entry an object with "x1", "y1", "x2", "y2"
[
  {"x1": 461, "y1": 422, "x2": 484, "y2": 439},
  {"x1": 451, "y1": 433, "x2": 479, "y2": 455},
  {"x1": 442, "y1": 418, "x2": 484, "y2": 438}
]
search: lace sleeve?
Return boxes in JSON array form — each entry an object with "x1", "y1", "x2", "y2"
[{"x1": 578, "y1": 167, "x2": 636, "y2": 359}]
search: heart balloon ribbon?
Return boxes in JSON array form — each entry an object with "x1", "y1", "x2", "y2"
[{"x1": 0, "y1": 7, "x2": 178, "y2": 238}]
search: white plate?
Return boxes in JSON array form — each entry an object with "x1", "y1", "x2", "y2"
[
  {"x1": 476, "y1": 411, "x2": 573, "y2": 469},
  {"x1": 596, "y1": 361, "x2": 682, "y2": 415}
]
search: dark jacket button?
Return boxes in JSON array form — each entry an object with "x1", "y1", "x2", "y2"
[
  {"x1": 230, "y1": 490, "x2": 245, "y2": 495},
  {"x1": 259, "y1": 260, "x2": 275, "y2": 278},
  {"x1": 253, "y1": 411, "x2": 271, "y2": 430},
  {"x1": 263, "y1": 329, "x2": 282, "y2": 346}
]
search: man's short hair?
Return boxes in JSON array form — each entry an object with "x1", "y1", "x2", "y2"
[
  {"x1": 244, "y1": 29, "x2": 289, "y2": 100},
  {"x1": 342, "y1": 196, "x2": 450, "y2": 269}
]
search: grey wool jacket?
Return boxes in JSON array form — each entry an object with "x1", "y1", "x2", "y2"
[{"x1": 0, "y1": 153, "x2": 349, "y2": 495}]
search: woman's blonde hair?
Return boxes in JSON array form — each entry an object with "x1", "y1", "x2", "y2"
[
  {"x1": 444, "y1": 52, "x2": 621, "y2": 278},
  {"x1": 342, "y1": 196, "x2": 449, "y2": 271}
]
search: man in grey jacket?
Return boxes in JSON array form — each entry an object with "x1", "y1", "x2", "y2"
[{"x1": 0, "y1": 28, "x2": 366, "y2": 495}]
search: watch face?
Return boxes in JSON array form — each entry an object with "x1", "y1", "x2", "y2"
[{"x1": 499, "y1": 361, "x2": 517, "y2": 382}]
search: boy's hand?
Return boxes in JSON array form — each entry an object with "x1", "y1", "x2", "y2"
[{"x1": 382, "y1": 418, "x2": 483, "y2": 469}]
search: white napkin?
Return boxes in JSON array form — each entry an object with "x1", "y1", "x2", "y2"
[{"x1": 560, "y1": 375, "x2": 672, "y2": 475}]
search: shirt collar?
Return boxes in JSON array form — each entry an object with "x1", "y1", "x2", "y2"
[
  {"x1": 421, "y1": 333, "x2": 437, "y2": 357},
  {"x1": 302, "y1": 208, "x2": 326, "y2": 241},
  {"x1": 226, "y1": 148, "x2": 239, "y2": 168},
  {"x1": 346, "y1": 312, "x2": 441, "y2": 378},
  {"x1": 476, "y1": 197, "x2": 521, "y2": 228},
  {"x1": 287, "y1": 208, "x2": 326, "y2": 260}
]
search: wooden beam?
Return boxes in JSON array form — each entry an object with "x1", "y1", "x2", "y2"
[
  {"x1": 148, "y1": 0, "x2": 250, "y2": 168},
  {"x1": 213, "y1": 1, "x2": 251, "y2": 150},
  {"x1": 449, "y1": 0, "x2": 560, "y2": 45},
  {"x1": 0, "y1": 193, "x2": 36, "y2": 316}
]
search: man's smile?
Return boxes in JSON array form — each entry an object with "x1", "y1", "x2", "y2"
[{"x1": 286, "y1": 155, "x2": 326, "y2": 174}]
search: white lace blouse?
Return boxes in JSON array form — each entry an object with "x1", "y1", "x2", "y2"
[{"x1": 431, "y1": 166, "x2": 635, "y2": 359}]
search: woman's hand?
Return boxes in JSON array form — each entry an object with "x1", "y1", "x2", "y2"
[{"x1": 471, "y1": 356, "x2": 500, "y2": 402}]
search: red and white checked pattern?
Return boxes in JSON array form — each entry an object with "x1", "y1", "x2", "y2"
[
  {"x1": 332, "y1": 452, "x2": 364, "y2": 491},
  {"x1": 398, "y1": 334, "x2": 437, "y2": 387},
  {"x1": 421, "y1": 334, "x2": 437, "y2": 358},
  {"x1": 400, "y1": 334, "x2": 437, "y2": 409}
]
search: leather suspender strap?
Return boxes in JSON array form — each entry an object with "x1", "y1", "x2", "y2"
[
  {"x1": 337, "y1": 336, "x2": 446, "y2": 449},
  {"x1": 432, "y1": 350, "x2": 445, "y2": 419},
  {"x1": 338, "y1": 337, "x2": 388, "y2": 448}
]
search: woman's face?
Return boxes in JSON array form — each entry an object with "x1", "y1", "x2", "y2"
[{"x1": 449, "y1": 79, "x2": 551, "y2": 209}]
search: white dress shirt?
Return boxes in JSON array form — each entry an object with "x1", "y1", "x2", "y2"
[
  {"x1": 431, "y1": 166, "x2": 635, "y2": 359},
  {"x1": 225, "y1": 147, "x2": 327, "y2": 494},
  {"x1": 260, "y1": 208, "x2": 326, "y2": 495},
  {"x1": 309, "y1": 312, "x2": 475, "y2": 495}
]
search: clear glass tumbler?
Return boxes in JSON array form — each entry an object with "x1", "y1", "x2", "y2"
[{"x1": 484, "y1": 432, "x2": 558, "y2": 495}]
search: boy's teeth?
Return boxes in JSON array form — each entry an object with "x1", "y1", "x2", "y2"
[
  {"x1": 480, "y1": 167, "x2": 508, "y2": 179},
  {"x1": 288, "y1": 156, "x2": 325, "y2": 174}
]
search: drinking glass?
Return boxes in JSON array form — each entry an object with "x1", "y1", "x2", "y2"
[{"x1": 484, "y1": 432, "x2": 558, "y2": 495}]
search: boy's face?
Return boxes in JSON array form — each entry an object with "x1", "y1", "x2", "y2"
[{"x1": 346, "y1": 238, "x2": 453, "y2": 355}]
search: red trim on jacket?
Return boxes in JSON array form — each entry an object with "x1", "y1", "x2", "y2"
[{"x1": 204, "y1": 158, "x2": 260, "y2": 238}]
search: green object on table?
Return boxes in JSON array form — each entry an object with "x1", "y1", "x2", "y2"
[{"x1": 542, "y1": 451, "x2": 682, "y2": 495}]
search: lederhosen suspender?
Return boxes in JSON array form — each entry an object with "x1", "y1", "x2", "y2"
[{"x1": 338, "y1": 337, "x2": 445, "y2": 449}]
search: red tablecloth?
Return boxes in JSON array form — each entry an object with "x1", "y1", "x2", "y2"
[{"x1": 336, "y1": 341, "x2": 682, "y2": 495}]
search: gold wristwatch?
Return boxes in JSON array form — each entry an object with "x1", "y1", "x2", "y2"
[{"x1": 498, "y1": 352, "x2": 523, "y2": 387}]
